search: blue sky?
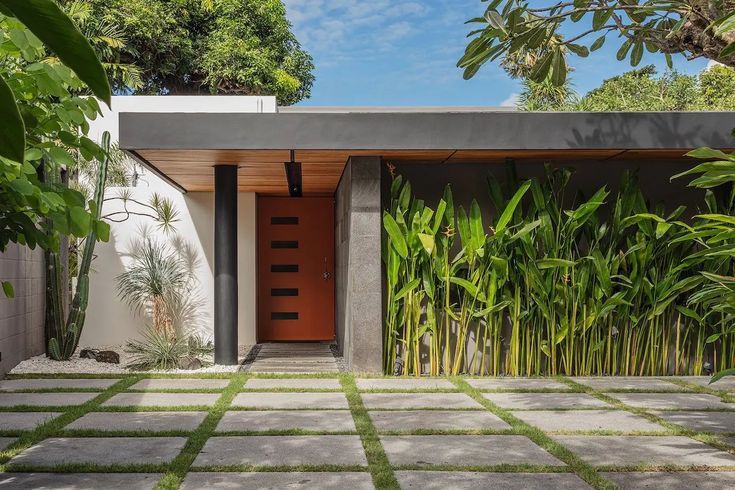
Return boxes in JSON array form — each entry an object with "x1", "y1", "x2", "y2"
[{"x1": 282, "y1": 0, "x2": 709, "y2": 106}]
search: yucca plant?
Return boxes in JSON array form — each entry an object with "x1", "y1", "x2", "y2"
[{"x1": 116, "y1": 237, "x2": 193, "y2": 338}]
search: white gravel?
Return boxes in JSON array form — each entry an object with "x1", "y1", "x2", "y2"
[{"x1": 9, "y1": 345, "x2": 253, "y2": 375}]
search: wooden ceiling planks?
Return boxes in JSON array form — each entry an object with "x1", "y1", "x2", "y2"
[{"x1": 134, "y1": 148, "x2": 703, "y2": 194}]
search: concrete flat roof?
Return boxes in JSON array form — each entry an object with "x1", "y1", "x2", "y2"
[{"x1": 120, "y1": 111, "x2": 735, "y2": 151}]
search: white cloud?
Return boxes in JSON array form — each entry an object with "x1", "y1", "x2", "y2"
[
  {"x1": 500, "y1": 92, "x2": 520, "y2": 107},
  {"x1": 283, "y1": 0, "x2": 429, "y2": 55}
]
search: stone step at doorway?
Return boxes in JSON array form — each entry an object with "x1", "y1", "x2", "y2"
[{"x1": 242, "y1": 343, "x2": 342, "y2": 373}]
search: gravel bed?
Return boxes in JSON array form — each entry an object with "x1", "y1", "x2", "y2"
[{"x1": 9, "y1": 345, "x2": 253, "y2": 375}]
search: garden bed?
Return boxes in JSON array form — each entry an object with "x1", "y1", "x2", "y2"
[{"x1": 9, "y1": 345, "x2": 253, "y2": 375}]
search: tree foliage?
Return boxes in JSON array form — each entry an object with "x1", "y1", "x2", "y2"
[
  {"x1": 0, "y1": 12, "x2": 110, "y2": 296},
  {"x1": 459, "y1": 0, "x2": 735, "y2": 86},
  {"x1": 518, "y1": 64, "x2": 735, "y2": 111},
  {"x1": 77, "y1": 0, "x2": 315, "y2": 104}
]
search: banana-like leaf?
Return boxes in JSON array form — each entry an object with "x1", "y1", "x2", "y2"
[
  {"x1": 383, "y1": 212, "x2": 408, "y2": 258},
  {"x1": 710, "y1": 368, "x2": 735, "y2": 384},
  {"x1": 3, "y1": 0, "x2": 111, "y2": 106},
  {"x1": 0, "y1": 74, "x2": 24, "y2": 162},
  {"x1": 495, "y1": 180, "x2": 530, "y2": 233},
  {"x1": 394, "y1": 278, "x2": 420, "y2": 301},
  {"x1": 537, "y1": 258, "x2": 576, "y2": 269},
  {"x1": 418, "y1": 233, "x2": 435, "y2": 255}
]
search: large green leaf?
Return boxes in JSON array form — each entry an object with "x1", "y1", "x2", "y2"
[
  {"x1": 710, "y1": 368, "x2": 735, "y2": 385},
  {"x1": 0, "y1": 74, "x2": 25, "y2": 162},
  {"x1": 496, "y1": 180, "x2": 530, "y2": 233},
  {"x1": 383, "y1": 212, "x2": 408, "y2": 258},
  {"x1": 3, "y1": 0, "x2": 111, "y2": 106}
]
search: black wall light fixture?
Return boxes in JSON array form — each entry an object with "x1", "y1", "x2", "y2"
[{"x1": 284, "y1": 150, "x2": 302, "y2": 197}]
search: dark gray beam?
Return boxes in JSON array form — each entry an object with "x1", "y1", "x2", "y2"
[
  {"x1": 120, "y1": 112, "x2": 735, "y2": 151},
  {"x1": 214, "y1": 165, "x2": 238, "y2": 365}
]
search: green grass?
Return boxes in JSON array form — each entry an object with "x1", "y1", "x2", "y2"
[
  {"x1": 154, "y1": 373, "x2": 247, "y2": 490},
  {"x1": 341, "y1": 374, "x2": 399, "y2": 490},
  {"x1": 452, "y1": 377, "x2": 616, "y2": 490}
]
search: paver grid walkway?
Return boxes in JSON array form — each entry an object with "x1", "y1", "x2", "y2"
[{"x1": 0, "y1": 374, "x2": 733, "y2": 489}]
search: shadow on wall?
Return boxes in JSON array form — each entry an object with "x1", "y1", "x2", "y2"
[
  {"x1": 82, "y1": 182, "x2": 214, "y2": 347},
  {"x1": 568, "y1": 113, "x2": 733, "y2": 149}
]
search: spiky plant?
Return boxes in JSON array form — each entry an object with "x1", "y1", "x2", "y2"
[{"x1": 116, "y1": 238, "x2": 192, "y2": 337}]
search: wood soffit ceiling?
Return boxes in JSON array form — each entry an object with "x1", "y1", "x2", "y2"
[{"x1": 133, "y1": 148, "x2": 699, "y2": 195}]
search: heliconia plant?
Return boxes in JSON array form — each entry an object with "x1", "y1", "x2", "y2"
[{"x1": 382, "y1": 163, "x2": 735, "y2": 376}]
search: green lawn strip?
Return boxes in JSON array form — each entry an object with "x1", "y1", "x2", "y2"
[
  {"x1": 341, "y1": 374, "x2": 400, "y2": 490},
  {"x1": 154, "y1": 373, "x2": 247, "y2": 490},
  {"x1": 188, "y1": 464, "x2": 367, "y2": 473},
  {"x1": 6, "y1": 462, "x2": 167, "y2": 473},
  {"x1": 246, "y1": 372, "x2": 341, "y2": 379},
  {"x1": 452, "y1": 378, "x2": 614, "y2": 490},
  {"x1": 0, "y1": 375, "x2": 143, "y2": 471},
  {"x1": 560, "y1": 377, "x2": 735, "y2": 456}
]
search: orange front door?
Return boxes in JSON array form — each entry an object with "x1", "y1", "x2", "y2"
[{"x1": 257, "y1": 197, "x2": 335, "y2": 341}]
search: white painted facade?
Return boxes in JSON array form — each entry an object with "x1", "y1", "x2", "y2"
[{"x1": 82, "y1": 96, "x2": 277, "y2": 348}]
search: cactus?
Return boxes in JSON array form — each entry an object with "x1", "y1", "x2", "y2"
[{"x1": 47, "y1": 132, "x2": 111, "y2": 360}]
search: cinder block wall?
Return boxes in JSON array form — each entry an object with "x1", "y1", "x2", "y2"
[{"x1": 0, "y1": 243, "x2": 45, "y2": 375}]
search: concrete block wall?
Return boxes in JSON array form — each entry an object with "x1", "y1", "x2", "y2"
[
  {"x1": 335, "y1": 156, "x2": 383, "y2": 373},
  {"x1": 0, "y1": 243, "x2": 45, "y2": 375}
]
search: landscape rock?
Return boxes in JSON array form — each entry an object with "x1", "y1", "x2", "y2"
[
  {"x1": 79, "y1": 349, "x2": 98, "y2": 360},
  {"x1": 95, "y1": 350, "x2": 120, "y2": 364},
  {"x1": 177, "y1": 356, "x2": 202, "y2": 370}
]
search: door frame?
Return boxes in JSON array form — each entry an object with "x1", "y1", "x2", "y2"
[{"x1": 255, "y1": 195, "x2": 336, "y2": 343}]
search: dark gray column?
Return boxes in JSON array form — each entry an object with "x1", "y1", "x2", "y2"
[
  {"x1": 335, "y1": 156, "x2": 382, "y2": 372},
  {"x1": 214, "y1": 165, "x2": 238, "y2": 365}
]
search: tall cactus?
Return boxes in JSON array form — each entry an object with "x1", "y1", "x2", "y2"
[{"x1": 47, "y1": 132, "x2": 111, "y2": 360}]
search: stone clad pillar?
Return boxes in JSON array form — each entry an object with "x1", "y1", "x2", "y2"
[{"x1": 335, "y1": 156, "x2": 382, "y2": 373}]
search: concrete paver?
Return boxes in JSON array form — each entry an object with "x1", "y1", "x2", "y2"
[
  {"x1": 244, "y1": 378, "x2": 342, "y2": 390},
  {"x1": 0, "y1": 379, "x2": 119, "y2": 391},
  {"x1": 102, "y1": 392, "x2": 220, "y2": 407},
  {"x1": 193, "y1": 435, "x2": 367, "y2": 467},
  {"x1": 128, "y1": 379, "x2": 229, "y2": 390},
  {"x1": 606, "y1": 393, "x2": 733, "y2": 410},
  {"x1": 8, "y1": 437, "x2": 187, "y2": 467},
  {"x1": 395, "y1": 471, "x2": 591, "y2": 489},
  {"x1": 381, "y1": 435, "x2": 565, "y2": 466},
  {"x1": 66, "y1": 411, "x2": 207, "y2": 432},
  {"x1": 553, "y1": 435, "x2": 735, "y2": 466},
  {"x1": 601, "y1": 472, "x2": 735, "y2": 489},
  {"x1": 356, "y1": 378, "x2": 455, "y2": 390},
  {"x1": 0, "y1": 393, "x2": 97, "y2": 407},
  {"x1": 0, "y1": 473, "x2": 162, "y2": 489},
  {"x1": 483, "y1": 393, "x2": 610, "y2": 410},
  {"x1": 231, "y1": 392, "x2": 349, "y2": 409},
  {"x1": 0, "y1": 412, "x2": 61, "y2": 431},
  {"x1": 467, "y1": 378, "x2": 569, "y2": 390},
  {"x1": 513, "y1": 410, "x2": 665, "y2": 432},
  {"x1": 216, "y1": 410, "x2": 356, "y2": 432},
  {"x1": 361, "y1": 393, "x2": 481, "y2": 409},
  {"x1": 180, "y1": 472, "x2": 374, "y2": 489},
  {"x1": 652, "y1": 410, "x2": 735, "y2": 433},
  {"x1": 369, "y1": 410, "x2": 510, "y2": 431}
]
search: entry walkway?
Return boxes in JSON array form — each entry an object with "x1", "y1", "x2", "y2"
[
  {"x1": 0, "y1": 374, "x2": 734, "y2": 489},
  {"x1": 242, "y1": 342, "x2": 341, "y2": 373}
]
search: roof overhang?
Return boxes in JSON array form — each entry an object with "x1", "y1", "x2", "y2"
[{"x1": 119, "y1": 111, "x2": 735, "y2": 194}]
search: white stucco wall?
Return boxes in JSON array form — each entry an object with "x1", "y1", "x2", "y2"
[{"x1": 81, "y1": 96, "x2": 276, "y2": 348}]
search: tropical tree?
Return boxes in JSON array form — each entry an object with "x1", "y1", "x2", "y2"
[
  {"x1": 516, "y1": 64, "x2": 735, "y2": 111},
  {"x1": 74, "y1": 0, "x2": 315, "y2": 104},
  {"x1": 459, "y1": 1, "x2": 735, "y2": 85},
  {"x1": 0, "y1": 1, "x2": 111, "y2": 297}
]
